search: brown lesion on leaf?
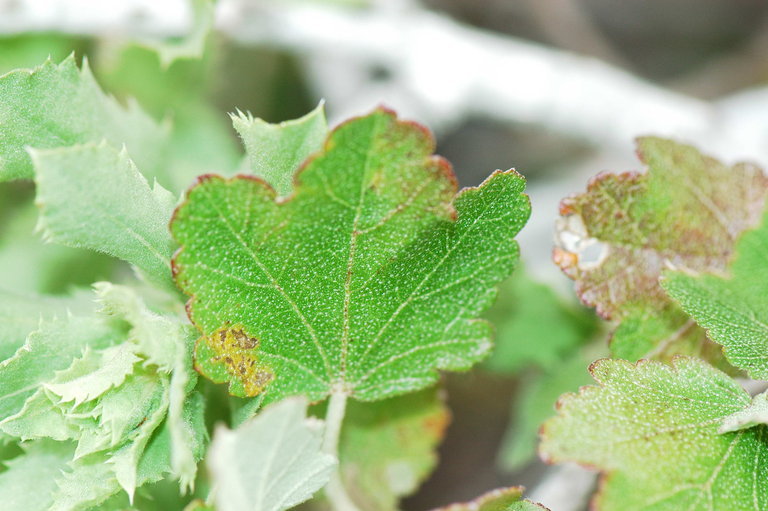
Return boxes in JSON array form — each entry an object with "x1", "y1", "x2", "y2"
[{"x1": 207, "y1": 325, "x2": 274, "y2": 397}]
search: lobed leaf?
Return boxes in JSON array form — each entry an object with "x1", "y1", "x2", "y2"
[
  {"x1": 540, "y1": 357, "x2": 768, "y2": 510},
  {"x1": 32, "y1": 143, "x2": 177, "y2": 291},
  {"x1": 232, "y1": 101, "x2": 328, "y2": 197},
  {"x1": 554, "y1": 137, "x2": 768, "y2": 360},
  {"x1": 0, "y1": 55, "x2": 168, "y2": 183},
  {"x1": 172, "y1": 108, "x2": 530, "y2": 402}
]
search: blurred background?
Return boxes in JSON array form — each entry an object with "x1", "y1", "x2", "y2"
[{"x1": 2, "y1": 0, "x2": 768, "y2": 509}]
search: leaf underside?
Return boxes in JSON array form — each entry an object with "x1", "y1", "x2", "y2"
[
  {"x1": 172, "y1": 108, "x2": 530, "y2": 402},
  {"x1": 554, "y1": 137, "x2": 768, "y2": 361}
]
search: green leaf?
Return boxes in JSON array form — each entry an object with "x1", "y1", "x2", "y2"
[
  {"x1": 663, "y1": 210, "x2": 768, "y2": 378},
  {"x1": 0, "y1": 440, "x2": 75, "y2": 511},
  {"x1": 232, "y1": 101, "x2": 327, "y2": 197},
  {"x1": 0, "y1": 55, "x2": 168, "y2": 183},
  {"x1": 0, "y1": 388, "x2": 80, "y2": 441},
  {"x1": 336, "y1": 387, "x2": 448, "y2": 510},
  {"x1": 207, "y1": 397, "x2": 336, "y2": 511},
  {"x1": 498, "y1": 346, "x2": 597, "y2": 471},
  {"x1": 50, "y1": 452, "x2": 123, "y2": 511},
  {"x1": 0, "y1": 288, "x2": 94, "y2": 362},
  {"x1": 482, "y1": 270, "x2": 597, "y2": 373},
  {"x1": 46, "y1": 344, "x2": 141, "y2": 405},
  {"x1": 431, "y1": 487, "x2": 548, "y2": 511},
  {"x1": 32, "y1": 143, "x2": 177, "y2": 291},
  {"x1": 138, "y1": 0, "x2": 214, "y2": 68},
  {"x1": 720, "y1": 390, "x2": 768, "y2": 433},
  {"x1": 172, "y1": 109, "x2": 530, "y2": 401},
  {"x1": 540, "y1": 357, "x2": 768, "y2": 510},
  {"x1": 0, "y1": 316, "x2": 124, "y2": 422},
  {"x1": 554, "y1": 137, "x2": 768, "y2": 360}
]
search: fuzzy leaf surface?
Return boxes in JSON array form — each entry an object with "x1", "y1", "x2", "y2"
[
  {"x1": 554, "y1": 137, "x2": 768, "y2": 359},
  {"x1": 0, "y1": 56, "x2": 167, "y2": 182},
  {"x1": 540, "y1": 357, "x2": 768, "y2": 510},
  {"x1": 232, "y1": 102, "x2": 327, "y2": 197},
  {"x1": 0, "y1": 316, "x2": 123, "y2": 422},
  {"x1": 32, "y1": 143, "x2": 177, "y2": 291},
  {"x1": 172, "y1": 109, "x2": 529, "y2": 401},
  {"x1": 431, "y1": 487, "x2": 548, "y2": 511},
  {"x1": 663, "y1": 210, "x2": 768, "y2": 378},
  {"x1": 0, "y1": 288, "x2": 94, "y2": 361},
  {"x1": 207, "y1": 397, "x2": 336, "y2": 511},
  {"x1": 0, "y1": 440, "x2": 74, "y2": 511}
]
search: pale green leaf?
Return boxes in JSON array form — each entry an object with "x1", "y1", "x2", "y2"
[
  {"x1": 0, "y1": 288, "x2": 94, "y2": 361},
  {"x1": 32, "y1": 143, "x2": 177, "y2": 291},
  {"x1": 431, "y1": 487, "x2": 548, "y2": 511},
  {"x1": 94, "y1": 282, "x2": 194, "y2": 371},
  {"x1": 208, "y1": 398, "x2": 336, "y2": 511},
  {"x1": 0, "y1": 55, "x2": 168, "y2": 183},
  {"x1": 555, "y1": 138, "x2": 768, "y2": 360},
  {"x1": 0, "y1": 388, "x2": 79, "y2": 441},
  {"x1": 110, "y1": 381, "x2": 170, "y2": 500},
  {"x1": 50, "y1": 453, "x2": 122, "y2": 511},
  {"x1": 46, "y1": 344, "x2": 141, "y2": 405},
  {"x1": 232, "y1": 101, "x2": 327, "y2": 196},
  {"x1": 720, "y1": 390, "x2": 768, "y2": 433},
  {"x1": 93, "y1": 372, "x2": 166, "y2": 450},
  {"x1": 172, "y1": 109, "x2": 529, "y2": 401},
  {"x1": 663, "y1": 210, "x2": 768, "y2": 378},
  {"x1": 0, "y1": 440, "x2": 74, "y2": 511},
  {"x1": 0, "y1": 316, "x2": 123, "y2": 421},
  {"x1": 540, "y1": 357, "x2": 768, "y2": 510},
  {"x1": 139, "y1": 0, "x2": 214, "y2": 68}
]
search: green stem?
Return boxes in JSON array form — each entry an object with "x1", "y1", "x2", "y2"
[{"x1": 323, "y1": 390, "x2": 360, "y2": 511}]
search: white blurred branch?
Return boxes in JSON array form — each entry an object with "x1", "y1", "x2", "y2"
[{"x1": 3, "y1": 0, "x2": 768, "y2": 164}]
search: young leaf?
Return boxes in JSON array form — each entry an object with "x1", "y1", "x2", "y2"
[
  {"x1": 540, "y1": 357, "x2": 768, "y2": 510},
  {"x1": 32, "y1": 143, "x2": 177, "y2": 291},
  {"x1": 231, "y1": 101, "x2": 328, "y2": 197},
  {"x1": 430, "y1": 487, "x2": 548, "y2": 511},
  {"x1": 172, "y1": 108, "x2": 530, "y2": 402},
  {"x1": 663, "y1": 210, "x2": 768, "y2": 378},
  {"x1": 0, "y1": 440, "x2": 75, "y2": 511},
  {"x1": 0, "y1": 316, "x2": 124, "y2": 422},
  {"x1": 0, "y1": 288, "x2": 94, "y2": 361},
  {"x1": 554, "y1": 137, "x2": 768, "y2": 359},
  {"x1": 207, "y1": 397, "x2": 336, "y2": 511},
  {"x1": 45, "y1": 343, "x2": 141, "y2": 405},
  {"x1": 0, "y1": 56, "x2": 168, "y2": 183}
]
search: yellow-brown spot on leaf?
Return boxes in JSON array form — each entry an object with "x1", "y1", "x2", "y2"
[{"x1": 207, "y1": 326, "x2": 273, "y2": 397}]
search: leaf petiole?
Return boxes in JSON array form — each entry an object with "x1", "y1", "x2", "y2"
[{"x1": 322, "y1": 390, "x2": 360, "y2": 511}]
